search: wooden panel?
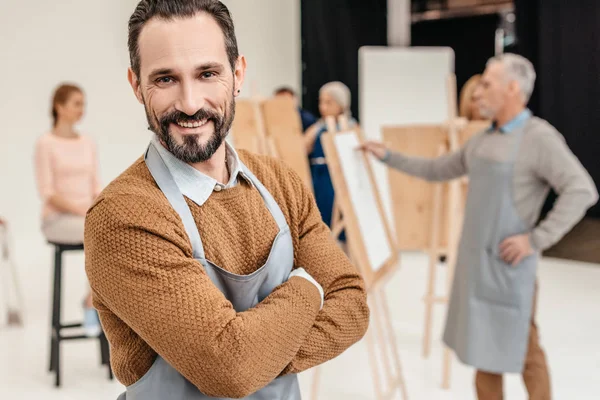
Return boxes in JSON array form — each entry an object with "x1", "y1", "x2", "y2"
[
  {"x1": 261, "y1": 97, "x2": 313, "y2": 189},
  {"x1": 230, "y1": 99, "x2": 264, "y2": 154},
  {"x1": 383, "y1": 125, "x2": 450, "y2": 251}
]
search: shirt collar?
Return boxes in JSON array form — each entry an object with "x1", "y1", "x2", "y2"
[
  {"x1": 151, "y1": 136, "x2": 252, "y2": 206},
  {"x1": 488, "y1": 108, "x2": 532, "y2": 134}
]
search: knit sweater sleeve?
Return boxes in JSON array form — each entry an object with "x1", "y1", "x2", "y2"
[
  {"x1": 84, "y1": 193, "x2": 322, "y2": 398},
  {"x1": 280, "y1": 167, "x2": 370, "y2": 374}
]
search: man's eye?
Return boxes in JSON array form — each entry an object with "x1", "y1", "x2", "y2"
[
  {"x1": 156, "y1": 77, "x2": 174, "y2": 84},
  {"x1": 201, "y1": 72, "x2": 216, "y2": 79}
]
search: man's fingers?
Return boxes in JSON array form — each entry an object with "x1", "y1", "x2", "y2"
[
  {"x1": 499, "y1": 238, "x2": 515, "y2": 252},
  {"x1": 503, "y1": 246, "x2": 521, "y2": 264},
  {"x1": 500, "y1": 242, "x2": 516, "y2": 260},
  {"x1": 512, "y1": 252, "x2": 525, "y2": 267}
]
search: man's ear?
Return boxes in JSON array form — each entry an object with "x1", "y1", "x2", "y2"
[
  {"x1": 508, "y1": 80, "x2": 521, "y2": 99},
  {"x1": 233, "y1": 55, "x2": 247, "y2": 96},
  {"x1": 128, "y1": 68, "x2": 144, "y2": 104}
]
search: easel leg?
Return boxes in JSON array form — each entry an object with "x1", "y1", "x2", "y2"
[
  {"x1": 423, "y1": 149, "x2": 445, "y2": 359},
  {"x1": 378, "y1": 291, "x2": 409, "y2": 400},
  {"x1": 365, "y1": 299, "x2": 385, "y2": 400},
  {"x1": 442, "y1": 348, "x2": 452, "y2": 389},
  {"x1": 372, "y1": 292, "x2": 394, "y2": 390},
  {"x1": 422, "y1": 249, "x2": 437, "y2": 359},
  {"x1": 440, "y1": 177, "x2": 462, "y2": 390},
  {"x1": 310, "y1": 365, "x2": 321, "y2": 400}
]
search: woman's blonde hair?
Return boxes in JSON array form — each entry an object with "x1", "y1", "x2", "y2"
[{"x1": 459, "y1": 74, "x2": 481, "y2": 120}]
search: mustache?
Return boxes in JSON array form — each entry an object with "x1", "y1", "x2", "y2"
[{"x1": 159, "y1": 108, "x2": 222, "y2": 130}]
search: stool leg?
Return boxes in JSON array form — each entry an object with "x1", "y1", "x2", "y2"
[
  {"x1": 99, "y1": 333, "x2": 114, "y2": 380},
  {"x1": 49, "y1": 336, "x2": 56, "y2": 372},
  {"x1": 52, "y1": 247, "x2": 63, "y2": 387},
  {"x1": 99, "y1": 333, "x2": 108, "y2": 365}
]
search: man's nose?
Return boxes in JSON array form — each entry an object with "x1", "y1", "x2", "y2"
[{"x1": 176, "y1": 81, "x2": 205, "y2": 116}]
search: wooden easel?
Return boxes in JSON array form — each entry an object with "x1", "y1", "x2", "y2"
[
  {"x1": 382, "y1": 123, "x2": 456, "y2": 384},
  {"x1": 381, "y1": 75, "x2": 470, "y2": 389},
  {"x1": 230, "y1": 96, "x2": 313, "y2": 189},
  {"x1": 0, "y1": 222, "x2": 24, "y2": 327},
  {"x1": 440, "y1": 77, "x2": 464, "y2": 389},
  {"x1": 310, "y1": 115, "x2": 408, "y2": 400},
  {"x1": 415, "y1": 76, "x2": 465, "y2": 389},
  {"x1": 230, "y1": 98, "x2": 268, "y2": 155}
]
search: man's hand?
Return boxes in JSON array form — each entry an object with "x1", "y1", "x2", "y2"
[
  {"x1": 0, "y1": 217, "x2": 5, "y2": 226},
  {"x1": 289, "y1": 267, "x2": 324, "y2": 310},
  {"x1": 499, "y1": 234, "x2": 535, "y2": 266},
  {"x1": 356, "y1": 140, "x2": 389, "y2": 160}
]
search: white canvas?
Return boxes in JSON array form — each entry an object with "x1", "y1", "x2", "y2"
[{"x1": 333, "y1": 132, "x2": 392, "y2": 272}]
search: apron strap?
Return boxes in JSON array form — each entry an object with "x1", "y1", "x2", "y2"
[
  {"x1": 144, "y1": 143, "x2": 205, "y2": 260},
  {"x1": 239, "y1": 163, "x2": 288, "y2": 230}
]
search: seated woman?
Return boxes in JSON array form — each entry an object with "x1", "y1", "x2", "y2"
[
  {"x1": 34, "y1": 83, "x2": 103, "y2": 337},
  {"x1": 303, "y1": 81, "x2": 356, "y2": 240}
]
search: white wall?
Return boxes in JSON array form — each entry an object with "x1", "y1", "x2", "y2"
[
  {"x1": 223, "y1": 0, "x2": 301, "y2": 98},
  {"x1": 0, "y1": 0, "x2": 301, "y2": 319}
]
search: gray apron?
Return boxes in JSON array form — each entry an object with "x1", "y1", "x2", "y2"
[
  {"x1": 442, "y1": 126, "x2": 538, "y2": 374},
  {"x1": 118, "y1": 142, "x2": 301, "y2": 399}
]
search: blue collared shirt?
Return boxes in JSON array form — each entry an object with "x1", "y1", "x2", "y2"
[
  {"x1": 488, "y1": 109, "x2": 532, "y2": 134},
  {"x1": 152, "y1": 136, "x2": 252, "y2": 206}
]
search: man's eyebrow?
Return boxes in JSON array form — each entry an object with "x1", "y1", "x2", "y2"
[
  {"x1": 148, "y1": 68, "x2": 175, "y2": 81},
  {"x1": 195, "y1": 62, "x2": 225, "y2": 72}
]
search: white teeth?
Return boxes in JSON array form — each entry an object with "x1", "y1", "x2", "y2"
[{"x1": 177, "y1": 119, "x2": 207, "y2": 128}]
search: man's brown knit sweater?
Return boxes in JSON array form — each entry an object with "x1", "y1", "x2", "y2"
[{"x1": 84, "y1": 149, "x2": 369, "y2": 398}]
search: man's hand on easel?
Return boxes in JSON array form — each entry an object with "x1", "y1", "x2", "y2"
[{"x1": 356, "y1": 140, "x2": 389, "y2": 161}]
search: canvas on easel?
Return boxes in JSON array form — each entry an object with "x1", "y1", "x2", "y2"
[
  {"x1": 382, "y1": 124, "x2": 451, "y2": 252},
  {"x1": 261, "y1": 97, "x2": 313, "y2": 189},
  {"x1": 230, "y1": 99, "x2": 267, "y2": 155},
  {"x1": 309, "y1": 115, "x2": 407, "y2": 400}
]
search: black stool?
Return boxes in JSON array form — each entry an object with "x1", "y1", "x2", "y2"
[{"x1": 48, "y1": 242, "x2": 113, "y2": 387}]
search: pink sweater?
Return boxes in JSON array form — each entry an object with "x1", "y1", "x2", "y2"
[{"x1": 34, "y1": 132, "x2": 102, "y2": 219}]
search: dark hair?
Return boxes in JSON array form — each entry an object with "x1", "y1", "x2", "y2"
[
  {"x1": 274, "y1": 86, "x2": 296, "y2": 97},
  {"x1": 128, "y1": 0, "x2": 239, "y2": 79},
  {"x1": 51, "y1": 84, "x2": 83, "y2": 127}
]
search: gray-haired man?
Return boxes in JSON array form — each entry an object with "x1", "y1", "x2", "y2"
[{"x1": 360, "y1": 53, "x2": 598, "y2": 399}]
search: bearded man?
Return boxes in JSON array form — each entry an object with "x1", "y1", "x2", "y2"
[{"x1": 84, "y1": 1, "x2": 369, "y2": 399}]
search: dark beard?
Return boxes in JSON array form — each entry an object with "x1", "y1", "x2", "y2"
[{"x1": 144, "y1": 95, "x2": 236, "y2": 163}]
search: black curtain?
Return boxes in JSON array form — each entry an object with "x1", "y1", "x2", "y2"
[
  {"x1": 515, "y1": 0, "x2": 600, "y2": 218},
  {"x1": 300, "y1": 0, "x2": 387, "y2": 121},
  {"x1": 411, "y1": 14, "x2": 499, "y2": 106}
]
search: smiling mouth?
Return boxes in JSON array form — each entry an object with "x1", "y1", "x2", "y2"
[{"x1": 175, "y1": 119, "x2": 209, "y2": 129}]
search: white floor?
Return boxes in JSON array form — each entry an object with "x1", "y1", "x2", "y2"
[{"x1": 1, "y1": 251, "x2": 599, "y2": 399}]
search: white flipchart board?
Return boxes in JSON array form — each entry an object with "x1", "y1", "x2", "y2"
[{"x1": 359, "y1": 46, "x2": 455, "y2": 234}]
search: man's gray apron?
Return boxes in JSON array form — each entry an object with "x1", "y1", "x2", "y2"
[
  {"x1": 117, "y1": 142, "x2": 301, "y2": 399},
  {"x1": 442, "y1": 125, "x2": 538, "y2": 374}
]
